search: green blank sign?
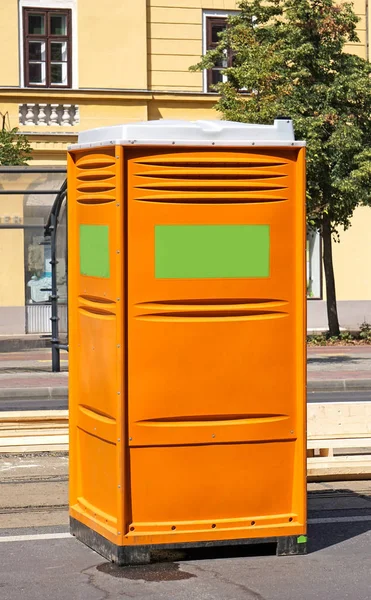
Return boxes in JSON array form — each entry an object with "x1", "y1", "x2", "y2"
[
  {"x1": 155, "y1": 224, "x2": 270, "y2": 279},
  {"x1": 80, "y1": 224, "x2": 110, "y2": 278}
]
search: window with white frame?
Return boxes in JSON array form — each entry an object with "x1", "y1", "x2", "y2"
[
  {"x1": 307, "y1": 229, "x2": 322, "y2": 299},
  {"x1": 19, "y1": 0, "x2": 78, "y2": 89},
  {"x1": 23, "y1": 7, "x2": 71, "y2": 87},
  {"x1": 203, "y1": 11, "x2": 237, "y2": 92}
]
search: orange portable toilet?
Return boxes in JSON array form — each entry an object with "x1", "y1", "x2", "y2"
[{"x1": 67, "y1": 119, "x2": 306, "y2": 564}]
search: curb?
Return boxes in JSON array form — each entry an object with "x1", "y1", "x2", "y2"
[
  {"x1": 0, "y1": 386, "x2": 68, "y2": 400},
  {"x1": 0, "y1": 382, "x2": 369, "y2": 399},
  {"x1": 0, "y1": 337, "x2": 51, "y2": 353},
  {"x1": 307, "y1": 379, "x2": 371, "y2": 392}
]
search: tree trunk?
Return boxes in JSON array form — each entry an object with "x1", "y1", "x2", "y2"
[{"x1": 322, "y1": 213, "x2": 340, "y2": 337}]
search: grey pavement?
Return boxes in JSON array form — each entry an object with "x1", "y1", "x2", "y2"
[
  {"x1": 1, "y1": 452, "x2": 371, "y2": 600},
  {"x1": 0, "y1": 335, "x2": 50, "y2": 353},
  {"x1": 307, "y1": 346, "x2": 371, "y2": 390},
  {"x1": 1, "y1": 390, "x2": 370, "y2": 412},
  {"x1": 307, "y1": 390, "x2": 371, "y2": 403},
  {"x1": 0, "y1": 349, "x2": 68, "y2": 399},
  {"x1": 0, "y1": 521, "x2": 370, "y2": 600},
  {"x1": 0, "y1": 347, "x2": 371, "y2": 402}
]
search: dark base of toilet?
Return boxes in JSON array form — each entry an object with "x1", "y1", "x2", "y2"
[{"x1": 70, "y1": 517, "x2": 307, "y2": 565}]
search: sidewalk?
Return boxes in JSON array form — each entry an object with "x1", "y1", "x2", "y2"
[
  {"x1": 0, "y1": 346, "x2": 371, "y2": 400},
  {"x1": 0, "y1": 335, "x2": 51, "y2": 353},
  {"x1": 307, "y1": 345, "x2": 371, "y2": 391},
  {"x1": 0, "y1": 349, "x2": 68, "y2": 400},
  {"x1": 1, "y1": 453, "x2": 370, "y2": 600}
]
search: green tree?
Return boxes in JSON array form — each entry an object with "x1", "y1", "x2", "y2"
[
  {"x1": 0, "y1": 127, "x2": 32, "y2": 166},
  {"x1": 191, "y1": 0, "x2": 371, "y2": 336}
]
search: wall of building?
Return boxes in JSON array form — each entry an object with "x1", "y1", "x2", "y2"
[
  {"x1": 78, "y1": 0, "x2": 148, "y2": 89},
  {"x1": 332, "y1": 206, "x2": 371, "y2": 301},
  {"x1": 0, "y1": 0, "x2": 371, "y2": 333},
  {"x1": 0, "y1": 231, "x2": 25, "y2": 308},
  {"x1": 0, "y1": 2, "x2": 19, "y2": 86},
  {"x1": 344, "y1": 0, "x2": 368, "y2": 58},
  {"x1": 0, "y1": 194, "x2": 24, "y2": 307},
  {"x1": 0, "y1": 0, "x2": 368, "y2": 93},
  {"x1": 148, "y1": 0, "x2": 238, "y2": 91},
  {"x1": 307, "y1": 205, "x2": 371, "y2": 331},
  {"x1": 0, "y1": 207, "x2": 26, "y2": 334},
  {"x1": 308, "y1": 300, "x2": 371, "y2": 331}
]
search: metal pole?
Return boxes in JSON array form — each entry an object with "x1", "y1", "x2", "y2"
[{"x1": 50, "y1": 211, "x2": 60, "y2": 372}]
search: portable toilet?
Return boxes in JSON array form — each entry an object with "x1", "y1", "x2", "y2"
[{"x1": 67, "y1": 119, "x2": 307, "y2": 564}]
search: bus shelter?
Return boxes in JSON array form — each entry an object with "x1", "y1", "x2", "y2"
[{"x1": 0, "y1": 166, "x2": 66, "y2": 370}]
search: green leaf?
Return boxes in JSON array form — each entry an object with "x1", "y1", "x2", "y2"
[
  {"x1": 190, "y1": 0, "x2": 371, "y2": 335},
  {"x1": 0, "y1": 127, "x2": 32, "y2": 166}
]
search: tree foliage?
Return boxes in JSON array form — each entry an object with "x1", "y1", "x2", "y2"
[
  {"x1": 0, "y1": 127, "x2": 32, "y2": 166},
  {"x1": 191, "y1": 0, "x2": 371, "y2": 335}
]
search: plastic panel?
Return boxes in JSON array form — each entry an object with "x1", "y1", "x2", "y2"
[
  {"x1": 128, "y1": 441, "x2": 300, "y2": 543},
  {"x1": 71, "y1": 118, "x2": 302, "y2": 150},
  {"x1": 126, "y1": 147, "x2": 306, "y2": 544},
  {"x1": 68, "y1": 146, "x2": 126, "y2": 545},
  {"x1": 68, "y1": 142, "x2": 306, "y2": 550}
]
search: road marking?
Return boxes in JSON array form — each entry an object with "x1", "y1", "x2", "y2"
[
  {"x1": 37, "y1": 360, "x2": 68, "y2": 363},
  {"x1": 0, "y1": 464, "x2": 40, "y2": 472},
  {"x1": 0, "y1": 533, "x2": 71, "y2": 543},
  {"x1": 0, "y1": 517, "x2": 370, "y2": 543},
  {"x1": 309, "y1": 354, "x2": 348, "y2": 357},
  {"x1": 308, "y1": 516, "x2": 371, "y2": 524}
]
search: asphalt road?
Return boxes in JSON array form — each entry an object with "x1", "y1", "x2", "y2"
[
  {"x1": 307, "y1": 390, "x2": 371, "y2": 403},
  {"x1": 0, "y1": 455, "x2": 370, "y2": 600},
  {"x1": 0, "y1": 390, "x2": 370, "y2": 411},
  {"x1": 0, "y1": 397, "x2": 68, "y2": 411},
  {"x1": 0, "y1": 526, "x2": 370, "y2": 600}
]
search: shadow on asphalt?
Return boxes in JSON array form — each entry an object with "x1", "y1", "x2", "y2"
[
  {"x1": 307, "y1": 488, "x2": 371, "y2": 553},
  {"x1": 0, "y1": 367, "x2": 68, "y2": 374},
  {"x1": 97, "y1": 560, "x2": 197, "y2": 581},
  {"x1": 307, "y1": 355, "x2": 369, "y2": 365},
  {"x1": 308, "y1": 520, "x2": 370, "y2": 553},
  {"x1": 96, "y1": 544, "x2": 278, "y2": 581},
  {"x1": 95, "y1": 488, "x2": 371, "y2": 579}
]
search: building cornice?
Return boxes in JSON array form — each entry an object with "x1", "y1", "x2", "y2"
[{"x1": 0, "y1": 87, "x2": 219, "y2": 103}]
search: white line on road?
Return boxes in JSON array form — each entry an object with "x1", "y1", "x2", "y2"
[
  {"x1": 0, "y1": 533, "x2": 72, "y2": 543},
  {"x1": 308, "y1": 516, "x2": 371, "y2": 524},
  {"x1": 0, "y1": 516, "x2": 370, "y2": 543},
  {"x1": 37, "y1": 360, "x2": 68, "y2": 363},
  {"x1": 0, "y1": 464, "x2": 40, "y2": 472}
]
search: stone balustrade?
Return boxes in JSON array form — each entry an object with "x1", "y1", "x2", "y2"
[{"x1": 19, "y1": 103, "x2": 80, "y2": 126}]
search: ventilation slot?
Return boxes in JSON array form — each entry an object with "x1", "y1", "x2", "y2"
[
  {"x1": 130, "y1": 153, "x2": 290, "y2": 204},
  {"x1": 78, "y1": 405, "x2": 116, "y2": 423},
  {"x1": 135, "y1": 183, "x2": 287, "y2": 192},
  {"x1": 139, "y1": 171, "x2": 286, "y2": 180},
  {"x1": 77, "y1": 183, "x2": 116, "y2": 194},
  {"x1": 137, "y1": 414, "x2": 288, "y2": 426},
  {"x1": 134, "y1": 159, "x2": 288, "y2": 168},
  {"x1": 77, "y1": 196, "x2": 116, "y2": 205},
  {"x1": 79, "y1": 295, "x2": 115, "y2": 305},
  {"x1": 136, "y1": 311, "x2": 288, "y2": 322},
  {"x1": 136, "y1": 299, "x2": 288, "y2": 310},
  {"x1": 76, "y1": 156, "x2": 116, "y2": 170},
  {"x1": 75, "y1": 153, "x2": 117, "y2": 205},
  {"x1": 134, "y1": 192, "x2": 287, "y2": 204},
  {"x1": 79, "y1": 307, "x2": 115, "y2": 318},
  {"x1": 77, "y1": 171, "x2": 115, "y2": 182}
]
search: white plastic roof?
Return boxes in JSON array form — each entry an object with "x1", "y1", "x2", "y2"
[{"x1": 69, "y1": 119, "x2": 305, "y2": 150}]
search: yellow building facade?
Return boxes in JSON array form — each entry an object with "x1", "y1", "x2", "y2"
[{"x1": 0, "y1": 0, "x2": 371, "y2": 333}]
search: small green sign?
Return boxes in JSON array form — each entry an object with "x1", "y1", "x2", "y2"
[
  {"x1": 80, "y1": 224, "x2": 110, "y2": 278},
  {"x1": 155, "y1": 224, "x2": 270, "y2": 279},
  {"x1": 297, "y1": 535, "x2": 307, "y2": 544}
]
